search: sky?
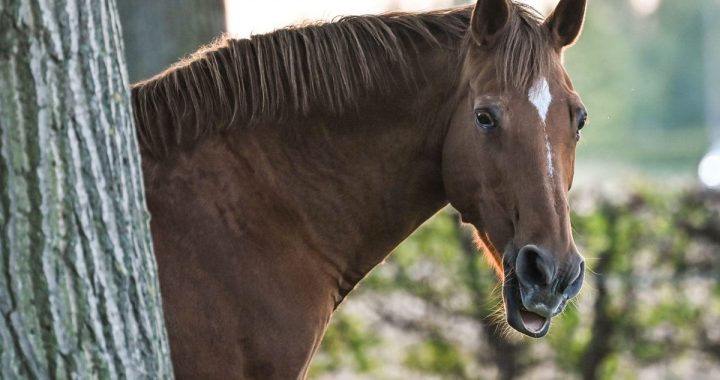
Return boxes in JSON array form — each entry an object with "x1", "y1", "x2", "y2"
[
  {"x1": 226, "y1": 0, "x2": 663, "y2": 38},
  {"x1": 225, "y1": 0, "x2": 558, "y2": 38}
]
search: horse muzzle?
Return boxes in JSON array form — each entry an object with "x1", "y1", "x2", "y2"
[{"x1": 502, "y1": 245, "x2": 585, "y2": 338}]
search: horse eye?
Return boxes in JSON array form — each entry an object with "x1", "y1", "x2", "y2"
[
  {"x1": 578, "y1": 113, "x2": 587, "y2": 131},
  {"x1": 475, "y1": 110, "x2": 496, "y2": 131},
  {"x1": 576, "y1": 112, "x2": 587, "y2": 142}
]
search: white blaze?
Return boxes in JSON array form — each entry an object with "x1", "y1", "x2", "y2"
[
  {"x1": 529, "y1": 78, "x2": 551, "y2": 122},
  {"x1": 528, "y1": 78, "x2": 555, "y2": 179}
]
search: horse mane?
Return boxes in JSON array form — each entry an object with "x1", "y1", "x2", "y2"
[{"x1": 132, "y1": 3, "x2": 549, "y2": 156}]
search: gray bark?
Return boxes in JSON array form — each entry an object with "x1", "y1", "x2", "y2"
[
  {"x1": 0, "y1": 0, "x2": 173, "y2": 378},
  {"x1": 117, "y1": 0, "x2": 225, "y2": 82}
]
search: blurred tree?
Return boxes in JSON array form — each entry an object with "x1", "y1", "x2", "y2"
[
  {"x1": 550, "y1": 189, "x2": 720, "y2": 379},
  {"x1": 0, "y1": 0, "x2": 172, "y2": 378},
  {"x1": 117, "y1": 0, "x2": 225, "y2": 82},
  {"x1": 312, "y1": 188, "x2": 720, "y2": 379}
]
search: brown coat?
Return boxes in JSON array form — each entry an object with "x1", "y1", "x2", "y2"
[{"x1": 134, "y1": 0, "x2": 588, "y2": 378}]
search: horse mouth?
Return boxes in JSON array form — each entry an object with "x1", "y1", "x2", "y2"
[
  {"x1": 518, "y1": 308, "x2": 549, "y2": 335},
  {"x1": 503, "y1": 274, "x2": 551, "y2": 338}
]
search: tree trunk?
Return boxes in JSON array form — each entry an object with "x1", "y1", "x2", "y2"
[
  {"x1": 117, "y1": 0, "x2": 225, "y2": 82},
  {"x1": 0, "y1": 0, "x2": 173, "y2": 378}
]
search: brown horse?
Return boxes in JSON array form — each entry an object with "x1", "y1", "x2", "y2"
[{"x1": 132, "y1": 0, "x2": 588, "y2": 378}]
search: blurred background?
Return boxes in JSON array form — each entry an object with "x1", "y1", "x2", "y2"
[{"x1": 118, "y1": 0, "x2": 720, "y2": 378}]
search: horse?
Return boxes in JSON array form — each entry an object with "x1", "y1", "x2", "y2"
[{"x1": 131, "y1": 0, "x2": 588, "y2": 378}]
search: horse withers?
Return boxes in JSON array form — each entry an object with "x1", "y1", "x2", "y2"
[{"x1": 133, "y1": 0, "x2": 588, "y2": 378}]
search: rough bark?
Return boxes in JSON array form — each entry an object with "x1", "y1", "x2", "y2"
[
  {"x1": 117, "y1": 0, "x2": 225, "y2": 82},
  {"x1": 0, "y1": 0, "x2": 173, "y2": 378}
]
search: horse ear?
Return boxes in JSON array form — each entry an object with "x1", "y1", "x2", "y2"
[
  {"x1": 545, "y1": 0, "x2": 587, "y2": 48},
  {"x1": 470, "y1": 0, "x2": 511, "y2": 47}
]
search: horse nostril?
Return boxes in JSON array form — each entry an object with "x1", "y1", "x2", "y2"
[
  {"x1": 515, "y1": 245, "x2": 554, "y2": 287},
  {"x1": 562, "y1": 260, "x2": 585, "y2": 299}
]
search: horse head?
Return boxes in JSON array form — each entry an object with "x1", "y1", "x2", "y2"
[{"x1": 443, "y1": 0, "x2": 588, "y2": 337}]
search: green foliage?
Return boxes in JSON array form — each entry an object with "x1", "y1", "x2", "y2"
[
  {"x1": 404, "y1": 333, "x2": 469, "y2": 379},
  {"x1": 311, "y1": 188, "x2": 720, "y2": 379},
  {"x1": 309, "y1": 313, "x2": 380, "y2": 376}
]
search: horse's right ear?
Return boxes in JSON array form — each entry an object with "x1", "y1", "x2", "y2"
[{"x1": 471, "y1": 0, "x2": 511, "y2": 47}]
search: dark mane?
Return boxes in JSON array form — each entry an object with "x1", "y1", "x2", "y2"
[{"x1": 132, "y1": 3, "x2": 549, "y2": 156}]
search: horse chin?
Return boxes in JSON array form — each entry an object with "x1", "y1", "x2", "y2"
[{"x1": 503, "y1": 274, "x2": 551, "y2": 338}]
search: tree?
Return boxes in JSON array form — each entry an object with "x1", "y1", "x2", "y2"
[
  {"x1": 0, "y1": 0, "x2": 173, "y2": 378},
  {"x1": 117, "y1": 0, "x2": 225, "y2": 82}
]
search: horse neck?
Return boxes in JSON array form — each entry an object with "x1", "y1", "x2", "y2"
[
  {"x1": 140, "y1": 28, "x2": 466, "y2": 304},
  {"x1": 278, "y1": 104, "x2": 452, "y2": 284}
]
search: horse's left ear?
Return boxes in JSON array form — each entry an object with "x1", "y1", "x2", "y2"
[
  {"x1": 470, "y1": 0, "x2": 511, "y2": 47},
  {"x1": 544, "y1": 0, "x2": 587, "y2": 48}
]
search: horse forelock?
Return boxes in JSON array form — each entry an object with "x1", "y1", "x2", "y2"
[{"x1": 463, "y1": 2, "x2": 554, "y2": 91}]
